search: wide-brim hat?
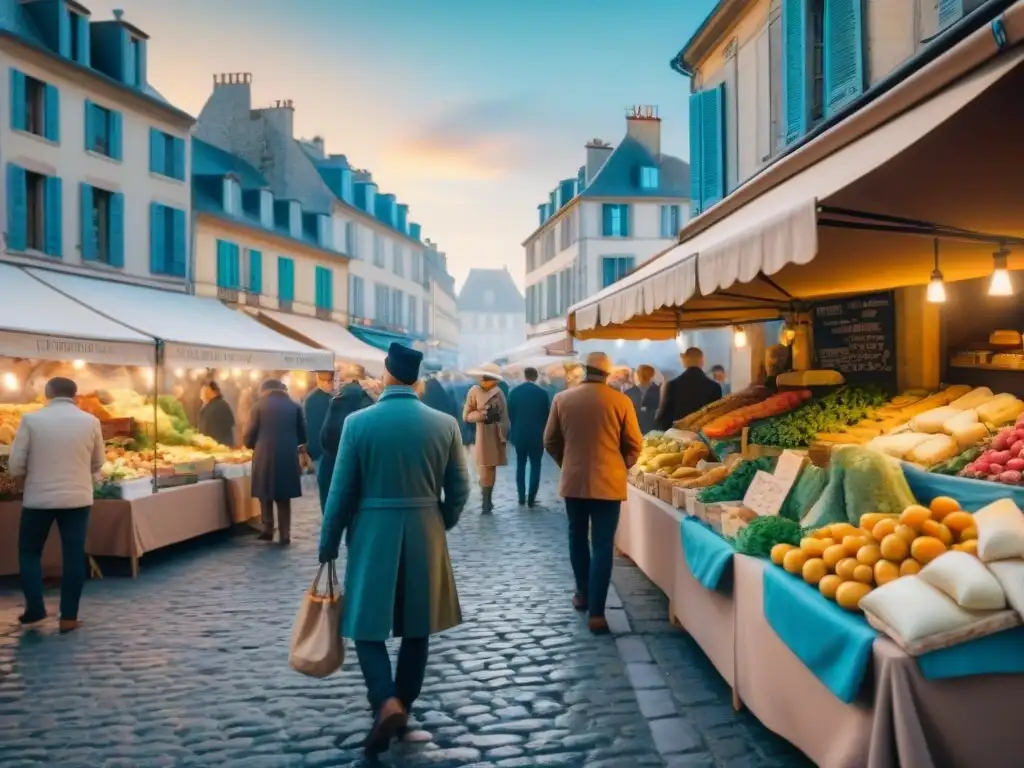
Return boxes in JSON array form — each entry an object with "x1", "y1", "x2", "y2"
[{"x1": 465, "y1": 366, "x2": 505, "y2": 382}]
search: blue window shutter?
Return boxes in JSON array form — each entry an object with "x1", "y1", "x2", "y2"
[
  {"x1": 172, "y1": 138, "x2": 186, "y2": 180},
  {"x1": 77, "y1": 13, "x2": 91, "y2": 65},
  {"x1": 59, "y1": 6, "x2": 71, "y2": 57},
  {"x1": 44, "y1": 176, "x2": 63, "y2": 257},
  {"x1": 700, "y1": 85, "x2": 725, "y2": 208},
  {"x1": 601, "y1": 204, "x2": 613, "y2": 237},
  {"x1": 80, "y1": 183, "x2": 96, "y2": 261},
  {"x1": 83, "y1": 100, "x2": 94, "y2": 151},
  {"x1": 149, "y1": 128, "x2": 164, "y2": 174},
  {"x1": 231, "y1": 243, "x2": 241, "y2": 288},
  {"x1": 215, "y1": 241, "x2": 225, "y2": 287},
  {"x1": 150, "y1": 203, "x2": 165, "y2": 273},
  {"x1": 249, "y1": 250, "x2": 262, "y2": 293},
  {"x1": 137, "y1": 40, "x2": 148, "y2": 86},
  {"x1": 44, "y1": 85, "x2": 60, "y2": 142},
  {"x1": 110, "y1": 111, "x2": 123, "y2": 160},
  {"x1": 109, "y1": 192, "x2": 125, "y2": 267},
  {"x1": 602, "y1": 258, "x2": 617, "y2": 288},
  {"x1": 824, "y1": 0, "x2": 864, "y2": 116},
  {"x1": 938, "y1": 0, "x2": 963, "y2": 30},
  {"x1": 171, "y1": 209, "x2": 186, "y2": 276},
  {"x1": 6, "y1": 164, "x2": 27, "y2": 252},
  {"x1": 10, "y1": 70, "x2": 26, "y2": 131},
  {"x1": 782, "y1": 0, "x2": 809, "y2": 144},
  {"x1": 688, "y1": 92, "x2": 703, "y2": 216}
]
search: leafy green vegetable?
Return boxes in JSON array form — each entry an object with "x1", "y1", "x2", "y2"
[
  {"x1": 779, "y1": 464, "x2": 829, "y2": 522},
  {"x1": 748, "y1": 386, "x2": 888, "y2": 448},
  {"x1": 698, "y1": 457, "x2": 776, "y2": 503},
  {"x1": 931, "y1": 446, "x2": 983, "y2": 476},
  {"x1": 157, "y1": 395, "x2": 192, "y2": 434},
  {"x1": 733, "y1": 516, "x2": 803, "y2": 557}
]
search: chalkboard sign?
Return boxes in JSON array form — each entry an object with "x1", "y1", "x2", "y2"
[{"x1": 812, "y1": 291, "x2": 897, "y2": 389}]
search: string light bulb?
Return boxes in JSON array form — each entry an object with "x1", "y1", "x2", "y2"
[
  {"x1": 733, "y1": 326, "x2": 748, "y2": 349},
  {"x1": 72, "y1": 359, "x2": 85, "y2": 371},
  {"x1": 173, "y1": 368, "x2": 185, "y2": 379},
  {"x1": 988, "y1": 247, "x2": 1014, "y2": 297},
  {"x1": 927, "y1": 239, "x2": 946, "y2": 304},
  {"x1": 2, "y1": 372, "x2": 19, "y2": 392}
]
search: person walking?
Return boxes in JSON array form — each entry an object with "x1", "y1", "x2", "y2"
[
  {"x1": 197, "y1": 380, "x2": 236, "y2": 447},
  {"x1": 421, "y1": 376, "x2": 457, "y2": 419},
  {"x1": 544, "y1": 352, "x2": 643, "y2": 634},
  {"x1": 244, "y1": 379, "x2": 307, "y2": 544},
  {"x1": 710, "y1": 364, "x2": 731, "y2": 396},
  {"x1": 302, "y1": 371, "x2": 335, "y2": 501},
  {"x1": 319, "y1": 343, "x2": 469, "y2": 755},
  {"x1": 624, "y1": 364, "x2": 661, "y2": 436},
  {"x1": 9, "y1": 377, "x2": 104, "y2": 632},
  {"x1": 462, "y1": 368, "x2": 510, "y2": 514},
  {"x1": 318, "y1": 368, "x2": 374, "y2": 513},
  {"x1": 507, "y1": 366, "x2": 550, "y2": 508},
  {"x1": 655, "y1": 347, "x2": 723, "y2": 430}
]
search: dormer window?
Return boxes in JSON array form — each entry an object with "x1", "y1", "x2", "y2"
[
  {"x1": 317, "y1": 214, "x2": 332, "y2": 248},
  {"x1": 68, "y1": 9, "x2": 90, "y2": 66},
  {"x1": 639, "y1": 166, "x2": 659, "y2": 189},
  {"x1": 289, "y1": 201, "x2": 302, "y2": 238},
  {"x1": 222, "y1": 177, "x2": 242, "y2": 215},
  {"x1": 259, "y1": 190, "x2": 274, "y2": 228},
  {"x1": 124, "y1": 34, "x2": 146, "y2": 88}
]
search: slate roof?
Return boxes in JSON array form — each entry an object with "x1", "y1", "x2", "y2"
[
  {"x1": 457, "y1": 268, "x2": 524, "y2": 313},
  {"x1": 580, "y1": 136, "x2": 690, "y2": 198},
  {"x1": 192, "y1": 138, "x2": 268, "y2": 188}
]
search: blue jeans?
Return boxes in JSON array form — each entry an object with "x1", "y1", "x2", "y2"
[
  {"x1": 19, "y1": 506, "x2": 90, "y2": 620},
  {"x1": 565, "y1": 498, "x2": 621, "y2": 617},
  {"x1": 514, "y1": 443, "x2": 543, "y2": 502},
  {"x1": 355, "y1": 637, "x2": 430, "y2": 714}
]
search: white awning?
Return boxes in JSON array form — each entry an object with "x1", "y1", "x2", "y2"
[
  {"x1": 256, "y1": 310, "x2": 386, "y2": 377},
  {"x1": 569, "y1": 33, "x2": 1024, "y2": 339},
  {"x1": 494, "y1": 329, "x2": 574, "y2": 362},
  {"x1": 27, "y1": 269, "x2": 333, "y2": 371},
  {"x1": 502, "y1": 354, "x2": 576, "y2": 372},
  {"x1": 0, "y1": 264, "x2": 155, "y2": 365}
]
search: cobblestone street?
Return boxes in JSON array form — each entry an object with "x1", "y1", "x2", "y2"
[{"x1": 0, "y1": 459, "x2": 810, "y2": 767}]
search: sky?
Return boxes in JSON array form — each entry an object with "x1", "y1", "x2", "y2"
[{"x1": 87, "y1": 0, "x2": 719, "y2": 290}]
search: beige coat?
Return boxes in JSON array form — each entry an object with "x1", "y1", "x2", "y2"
[
  {"x1": 544, "y1": 377, "x2": 644, "y2": 501},
  {"x1": 463, "y1": 385, "x2": 509, "y2": 467}
]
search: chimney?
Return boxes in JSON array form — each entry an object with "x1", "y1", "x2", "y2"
[
  {"x1": 113, "y1": 8, "x2": 124, "y2": 20},
  {"x1": 304, "y1": 135, "x2": 325, "y2": 159},
  {"x1": 626, "y1": 105, "x2": 661, "y2": 158},
  {"x1": 257, "y1": 99, "x2": 295, "y2": 139},
  {"x1": 585, "y1": 139, "x2": 613, "y2": 186}
]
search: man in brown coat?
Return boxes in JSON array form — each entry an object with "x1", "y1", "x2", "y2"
[{"x1": 544, "y1": 351, "x2": 644, "y2": 633}]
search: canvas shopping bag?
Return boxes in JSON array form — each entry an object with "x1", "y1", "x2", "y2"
[{"x1": 289, "y1": 561, "x2": 344, "y2": 677}]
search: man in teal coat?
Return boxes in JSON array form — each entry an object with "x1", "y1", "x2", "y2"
[{"x1": 319, "y1": 343, "x2": 470, "y2": 756}]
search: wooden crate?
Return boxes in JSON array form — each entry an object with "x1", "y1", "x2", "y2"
[
  {"x1": 101, "y1": 417, "x2": 134, "y2": 440},
  {"x1": 808, "y1": 442, "x2": 834, "y2": 468},
  {"x1": 657, "y1": 476, "x2": 676, "y2": 504}
]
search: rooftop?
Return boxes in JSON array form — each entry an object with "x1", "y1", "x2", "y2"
[{"x1": 457, "y1": 268, "x2": 524, "y2": 313}]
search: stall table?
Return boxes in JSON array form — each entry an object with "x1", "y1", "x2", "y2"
[
  {"x1": 224, "y1": 475, "x2": 260, "y2": 526},
  {"x1": 618, "y1": 486, "x2": 684, "y2": 598}
]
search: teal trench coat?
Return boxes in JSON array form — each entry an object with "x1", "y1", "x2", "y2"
[{"x1": 319, "y1": 385, "x2": 470, "y2": 641}]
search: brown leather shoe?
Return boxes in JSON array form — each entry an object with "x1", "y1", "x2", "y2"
[
  {"x1": 59, "y1": 619, "x2": 82, "y2": 634},
  {"x1": 364, "y1": 697, "x2": 407, "y2": 755},
  {"x1": 588, "y1": 616, "x2": 610, "y2": 634}
]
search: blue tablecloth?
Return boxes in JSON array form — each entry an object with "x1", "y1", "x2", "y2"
[
  {"x1": 762, "y1": 565, "x2": 878, "y2": 703},
  {"x1": 681, "y1": 517, "x2": 734, "y2": 591},
  {"x1": 902, "y1": 462, "x2": 1024, "y2": 512},
  {"x1": 918, "y1": 625, "x2": 1024, "y2": 679}
]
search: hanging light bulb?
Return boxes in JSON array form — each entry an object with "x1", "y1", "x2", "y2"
[
  {"x1": 927, "y1": 239, "x2": 946, "y2": 304},
  {"x1": 2, "y1": 372, "x2": 19, "y2": 392},
  {"x1": 72, "y1": 359, "x2": 85, "y2": 371},
  {"x1": 988, "y1": 247, "x2": 1014, "y2": 297},
  {"x1": 173, "y1": 368, "x2": 185, "y2": 379},
  {"x1": 249, "y1": 370, "x2": 260, "y2": 382},
  {"x1": 733, "y1": 326, "x2": 748, "y2": 349}
]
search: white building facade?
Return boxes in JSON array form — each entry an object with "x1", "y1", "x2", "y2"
[
  {"x1": 424, "y1": 243, "x2": 460, "y2": 370},
  {"x1": 523, "y1": 111, "x2": 690, "y2": 339},
  {"x1": 457, "y1": 268, "x2": 525, "y2": 369},
  {"x1": 1, "y1": 3, "x2": 192, "y2": 288}
]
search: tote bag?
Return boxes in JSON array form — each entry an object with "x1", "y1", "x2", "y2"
[{"x1": 289, "y1": 561, "x2": 344, "y2": 677}]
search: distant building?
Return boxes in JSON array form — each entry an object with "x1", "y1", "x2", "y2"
[
  {"x1": 0, "y1": 3, "x2": 193, "y2": 287},
  {"x1": 424, "y1": 242, "x2": 460, "y2": 370},
  {"x1": 457, "y1": 268, "x2": 525, "y2": 368},
  {"x1": 522, "y1": 109, "x2": 690, "y2": 340}
]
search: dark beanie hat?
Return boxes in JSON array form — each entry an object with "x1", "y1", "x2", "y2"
[{"x1": 385, "y1": 343, "x2": 423, "y2": 385}]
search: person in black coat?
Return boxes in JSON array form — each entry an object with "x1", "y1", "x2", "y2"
[
  {"x1": 421, "y1": 376, "x2": 457, "y2": 419},
  {"x1": 655, "y1": 348, "x2": 722, "y2": 431},
  {"x1": 244, "y1": 379, "x2": 307, "y2": 544},
  {"x1": 197, "y1": 380, "x2": 235, "y2": 447},
  {"x1": 506, "y1": 367, "x2": 551, "y2": 507},
  {"x1": 624, "y1": 364, "x2": 661, "y2": 436},
  {"x1": 302, "y1": 371, "x2": 335, "y2": 474},
  {"x1": 317, "y1": 375, "x2": 374, "y2": 513}
]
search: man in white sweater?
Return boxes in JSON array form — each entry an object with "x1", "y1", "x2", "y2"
[{"x1": 9, "y1": 377, "x2": 104, "y2": 632}]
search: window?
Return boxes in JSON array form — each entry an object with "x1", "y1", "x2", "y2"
[
  {"x1": 149, "y1": 128, "x2": 185, "y2": 180},
  {"x1": 559, "y1": 269, "x2": 571, "y2": 313},
  {"x1": 315, "y1": 266, "x2": 333, "y2": 311},
  {"x1": 543, "y1": 230, "x2": 555, "y2": 262},
  {"x1": 278, "y1": 257, "x2": 295, "y2": 303},
  {"x1": 526, "y1": 242, "x2": 536, "y2": 272},
  {"x1": 688, "y1": 85, "x2": 726, "y2": 213},
  {"x1": 84, "y1": 101, "x2": 122, "y2": 159},
  {"x1": 350, "y1": 276, "x2": 365, "y2": 318},
  {"x1": 10, "y1": 71, "x2": 59, "y2": 141},
  {"x1": 769, "y1": 9, "x2": 784, "y2": 154},
  {"x1": 69, "y1": 12, "x2": 89, "y2": 65},
  {"x1": 127, "y1": 38, "x2": 143, "y2": 86},
  {"x1": 810, "y1": 0, "x2": 825, "y2": 124},
  {"x1": 373, "y1": 233, "x2": 385, "y2": 267},
  {"x1": 260, "y1": 190, "x2": 274, "y2": 228},
  {"x1": 411, "y1": 250, "x2": 422, "y2": 282},
  {"x1": 391, "y1": 289, "x2": 404, "y2": 327},
  {"x1": 601, "y1": 204, "x2": 630, "y2": 237},
  {"x1": 6, "y1": 165, "x2": 63, "y2": 257},
  {"x1": 375, "y1": 284, "x2": 390, "y2": 323},
  {"x1": 84, "y1": 186, "x2": 125, "y2": 267},
  {"x1": 148, "y1": 203, "x2": 186, "y2": 277},
  {"x1": 346, "y1": 221, "x2": 359, "y2": 258},
  {"x1": 248, "y1": 250, "x2": 263, "y2": 294},
  {"x1": 408, "y1": 295, "x2": 417, "y2": 333},
  {"x1": 659, "y1": 205, "x2": 681, "y2": 238},
  {"x1": 483, "y1": 289, "x2": 495, "y2": 307},
  {"x1": 422, "y1": 301, "x2": 430, "y2": 335},
  {"x1": 559, "y1": 217, "x2": 570, "y2": 251},
  {"x1": 545, "y1": 275, "x2": 558, "y2": 320},
  {"x1": 601, "y1": 256, "x2": 635, "y2": 288},
  {"x1": 216, "y1": 241, "x2": 241, "y2": 289},
  {"x1": 317, "y1": 215, "x2": 331, "y2": 248},
  {"x1": 393, "y1": 245, "x2": 405, "y2": 277},
  {"x1": 222, "y1": 177, "x2": 242, "y2": 215},
  {"x1": 639, "y1": 166, "x2": 659, "y2": 189}
]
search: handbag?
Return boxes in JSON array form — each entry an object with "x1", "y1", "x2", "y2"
[{"x1": 289, "y1": 561, "x2": 344, "y2": 677}]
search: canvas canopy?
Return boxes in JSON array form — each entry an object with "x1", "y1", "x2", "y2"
[
  {"x1": 256, "y1": 310, "x2": 386, "y2": 377},
  {"x1": 493, "y1": 329, "x2": 574, "y2": 362}
]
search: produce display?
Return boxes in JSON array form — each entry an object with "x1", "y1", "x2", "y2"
[
  {"x1": 732, "y1": 515, "x2": 802, "y2": 557},
  {"x1": 960, "y1": 414, "x2": 1024, "y2": 485},
  {"x1": 771, "y1": 496, "x2": 978, "y2": 612},
  {"x1": 749, "y1": 386, "x2": 889, "y2": 449},
  {"x1": 702, "y1": 390, "x2": 812, "y2": 439},
  {"x1": 633, "y1": 433, "x2": 692, "y2": 474},
  {"x1": 676, "y1": 390, "x2": 771, "y2": 432},
  {"x1": 697, "y1": 456, "x2": 775, "y2": 503},
  {"x1": 816, "y1": 387, "x2": 970, "y2": 446},
  {"x1": 0, "y1": 403, "x2": 42, "y2": 445}
]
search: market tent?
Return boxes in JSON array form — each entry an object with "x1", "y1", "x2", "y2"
[
  {"x1": 255, "y1": 310, "x2": 386, "y2": 377},
  {"x1": 569, "y1": 10, "x2": 1024, "y2": 339},
  {"x1": 493, "y1": 329, "x2": 574, "y2": 362},
  {"x1": 0, "y1": 264, "x2": 155, "y2": 365},
  {"x1": 501, "y1": 354, "x2": 575, "y2": 373},
  {"x1": 27, "y1": 269, "x2": 333, "y2": 371}
]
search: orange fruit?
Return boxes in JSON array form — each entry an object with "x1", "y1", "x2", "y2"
[
  {"x1": 894, "y1": 524, "x2": 918, "y2": 544},
  {"x1": 783, "y1": 549, "x2": 809, "y2": 574},
  {"x1": 943, "y1": 511, "x2": 975, "y2": 535},
  {"x1": 910, "y1": 536, "x2": 947, "y2": 566},
  {"x1": 835, "y1": 558, "x2": 859, "y2": 581},
  {"x1": 900, "y1": 559, "x2": 922, "y2": 576},
  {"x1": 874, "y1": 560, "x2": 900, "y2": 586},
  {"x1": 921, "y1": 520, "x2": 954, "y2": 546},
  {"x1": 880, "y1": 534, "x2": 910, "y2": 562},
  {"x1": 803, "y1": 558, "x2": 828, "y2": 586},
  {"x1": 800, "y1": 537, "x2": 830, "y2": 557},
  {"x1": 771, "y1": 543, "x2": 796, "y2": 566},
  {"x1": 860, "y1": 513, "x2": 898, "y2": 532},
  {"x1": 959, "y1": 526, "x2": 978, "y2": 542},
  {"x1": 852, "y1": 564, "x2": 874, "y2": 584},
  {"x1": 953, "y1": 540, "x2": 979, "y2": 556},
  {"x1": 929, "y1": 496, "x2": 960, "y2": 520},
  {"x1": 823, "y1": 544, "x2": 848, "y2": 570},
  {"x1": 819, "y1": 574, "x2": 843, "y2": 600},
  {"x1": 842, "y1": 535, "x2": 871, "y2": 557},
  {"x1": 899, "y1": 505, "x2": 932, "y2": 531},
  {"x1": 872, "y1": 519, "x2": 897, "y2": 542},
  {"x1": 857, "y1": 545, "x2": 882, "y2": 567},
  {"x1": 829, "y1": 523, "x2": 859, "y2": 541},
  {"x1": 812, "y1": 525, "x2": 834, "y2": 539}
]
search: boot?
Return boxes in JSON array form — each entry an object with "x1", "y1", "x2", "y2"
[
  {"x1": 481, "y1": 486, "x2": 494, "y2": 514},
  {"x1": 278, "y1": 502, "x2": 292, "y2": 545}
]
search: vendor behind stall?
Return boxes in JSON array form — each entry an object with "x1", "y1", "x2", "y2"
[
  {"x1": 656, "y1": 348, "x2": 722, "y2": 429},
  {"x1": 198, "y1": 380, "x2": 235, "y2": 448}
]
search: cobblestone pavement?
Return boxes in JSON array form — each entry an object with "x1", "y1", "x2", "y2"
[{"x1": 0, "y1": 456, "x2": 811, "y2": 767}]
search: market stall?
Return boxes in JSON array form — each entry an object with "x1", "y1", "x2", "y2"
[
  {"x1": 255, "y1": 309, "x2": 386, "y2": 378},
  {"x1": 492, "y1": 329, "x2": 574, "y2": 363}
]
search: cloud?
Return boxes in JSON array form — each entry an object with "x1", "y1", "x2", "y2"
[{"x1": 383, "y1": 96, "x2": 560, "y2": 180}]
